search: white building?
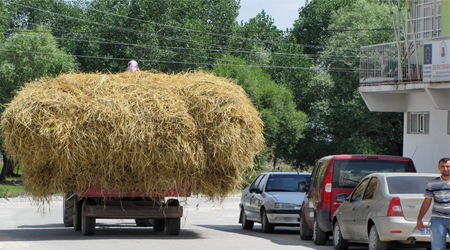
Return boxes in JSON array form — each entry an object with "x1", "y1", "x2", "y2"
[{"x1": 358, "y1": 0, "x2": 450, "y2": 173}]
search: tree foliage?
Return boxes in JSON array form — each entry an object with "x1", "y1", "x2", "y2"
[
  {"x1": 212, "y1": 55, "x2": 308, "y2": 168},
  {"x1": 0, "y1": 26, "x2": 77, "y2": 104}
]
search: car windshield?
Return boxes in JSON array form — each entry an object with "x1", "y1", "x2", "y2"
[
  {"x1": 387, "y1": 176, "x2": 437, "y2": 194},
  {"x1": 266, "y1": 174, "x2": 309, "y2": 192},
  {"x1": 333, "y1": 160, "x2": 413, "y2": 189}
]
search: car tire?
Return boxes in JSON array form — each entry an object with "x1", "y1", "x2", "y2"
[
  {"x1": 333, "y1": 221, "x2": 349, "y2": 250},
  {"x1": 240, "y1": 208, "x2": 254, "y2": 230},
  {"x1": 261, "y1": 210, "x2": 274, "y2": 233},
  {"x1": 369, "y1": 224, "x2": 387, "y2": 250},
  {"x1": 299, "y1": 210, "x2": 313, "y2": 240},
  {"x1": 313, "y1": 219, "x2": 328, "y2": 245}
]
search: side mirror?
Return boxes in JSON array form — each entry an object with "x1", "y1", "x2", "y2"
[
  {"x1": 298, "y1": 181, "x2": 309, "y2": 192},
  {"x1": 249, "y1": 187, "x2": 262, "y2": 194},
  {"x1": 336, "y1": 193, "x2": 347, "y2": 202}
]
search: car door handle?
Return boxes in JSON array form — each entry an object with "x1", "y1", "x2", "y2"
[
  {"x1": 366, "y1": 206, "x2": 370, "y2": 209},
  {"x1": 352, "y1": 208, "x2": 355, "y2": 211}
]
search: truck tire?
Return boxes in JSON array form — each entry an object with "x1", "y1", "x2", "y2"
[
  {"x1": 63, "y1": 192, "x2": 74, "y2": 227},
  {"x1": 135, "y1": 219, "x2": 152, "y2": 227},
  {"x1": 73, "y1": 197, "x2": 82, "y2": 231},
  {"x1": 153, "y1": 219, "x2": 165, "y2": 231},
  {"x1": 81, "y1": 199, "x2": 96, "y2": 236},
  {"x1": 165, "y1": 199, "x2": 181, "y2": 235},
  {"x1": 165, "y1": 218, "x2": 180, "y2": 235}
]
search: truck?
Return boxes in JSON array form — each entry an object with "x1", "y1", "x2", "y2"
[{"x1": 62, "y1": 183, "x2": 188, "y2": 236}]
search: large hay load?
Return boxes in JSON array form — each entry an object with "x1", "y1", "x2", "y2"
[{"x1": 1, "y1": 71, "x2": 264, "y2": 201}]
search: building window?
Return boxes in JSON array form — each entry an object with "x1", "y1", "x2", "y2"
[
  {"x1": 409, "y1": 0, "x2": 441, "y2": 40},
  {"x1": 448, "y1": 111, "x2": 450, "y2": 134},
  {"x1": 408, "y1": 112, "x2": 430, "y2": 134}
]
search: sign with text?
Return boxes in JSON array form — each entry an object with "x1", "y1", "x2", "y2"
[{"x1": 423, "y1": 39, "x2": 450, "y2": 82}]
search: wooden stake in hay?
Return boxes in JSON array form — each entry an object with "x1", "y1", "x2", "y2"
[{"x1": 1, "y1": 71, "x2": 264, "y2": 200}]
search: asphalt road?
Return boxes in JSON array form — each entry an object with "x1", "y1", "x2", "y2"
[{"x1": 0, "y1": 196, "x2": 428, "y2": 250}]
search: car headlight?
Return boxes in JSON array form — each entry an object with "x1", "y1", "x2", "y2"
[{"x1": 274, "y1": 203, "x2": 301, "y2": 209}]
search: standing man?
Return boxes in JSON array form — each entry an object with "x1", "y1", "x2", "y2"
[{"x1": 417, "y1": 157, "x2": 450, "y2": 250}]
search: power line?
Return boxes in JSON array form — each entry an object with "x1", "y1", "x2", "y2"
[{"x1": 0, "y1": 48, "x2": 360, "y2": 72}]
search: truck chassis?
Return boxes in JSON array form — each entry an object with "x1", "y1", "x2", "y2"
[{"x1": 63, "y1": 185, "x2": 185, "y2": 236}]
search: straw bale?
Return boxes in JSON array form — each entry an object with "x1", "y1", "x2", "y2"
[{"x1": 1, "y1": 71, "x2": 264, "y2": 200}]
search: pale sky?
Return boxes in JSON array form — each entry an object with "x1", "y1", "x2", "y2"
[{"x1": 237, "y1": 0, "x2": 307, "y2": 31}]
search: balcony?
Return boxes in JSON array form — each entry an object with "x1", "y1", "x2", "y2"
[
  {"x1": 359, "y1": 41, "x2": 421, "y2": 84},
  {"x1": 360, "y1": 37, "x2": 450, "y2": 85}
]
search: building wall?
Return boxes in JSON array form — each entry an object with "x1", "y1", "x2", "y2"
[{"x1": 403, "y1": 92, "x2": 450, "y2": 173}]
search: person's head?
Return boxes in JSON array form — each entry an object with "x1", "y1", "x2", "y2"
[{"x1": 438, "y1": 157, "x2": 450, "y2": 177}]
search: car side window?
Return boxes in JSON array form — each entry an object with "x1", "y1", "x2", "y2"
[
  {"x1": 250, "y1": 175, "x2": 264, "y2": 190},
  {"x1": 310, "y1": 162, "x2": 322, "y2": 187},
  {"x1": 363, "y1": 177, "x2": 377, "y2": 200},
  {"x1": 350, "y1": 178, "x2": 369, "y2": 202},
  {"x1": 315, "y1": 159, "x2": 330, "y2": 189},
  {"x1": 258, "y1": 175, "x2": 268, "y2": 191}
]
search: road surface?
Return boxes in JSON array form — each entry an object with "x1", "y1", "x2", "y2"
[{"x1": 0, "y1": 196, "x2": 427, "y2": 250}]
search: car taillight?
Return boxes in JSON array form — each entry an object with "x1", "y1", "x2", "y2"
[
  {"x1": 387, "y1": 197, "x2": 404, "y2": 217},
  {"x1": 323, "y1": 173, "x2": 332, "y2": 203}
]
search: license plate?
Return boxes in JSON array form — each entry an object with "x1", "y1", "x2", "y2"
[{"x1": 421, "y1": 228, "x2": 431, "y2": 235}]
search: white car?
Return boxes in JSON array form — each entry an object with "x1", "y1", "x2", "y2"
[
  {"x1": 332, "y1": 172, "x2": 450, "y2": 250},
  {"x1": 239, "y1": 172, "x2": 311, "y2": 233}
]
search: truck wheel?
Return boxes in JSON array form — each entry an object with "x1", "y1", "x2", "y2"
[
  {"x1": 63, "y1": 192, "x2": 74, "y2": 227},
  {"x1": 153, "y1": 219, "x2": 165, "y2": 231},
  {"x1": 166, "y1": 198, "x2": 180, "y2": 206},
  {"x1": 73, "y1": 197, "x2": 82, "y2": 231},
  {"x1": 165, "y1": 218, "x2": 180, "y2": 235},
  {"x1": 135, "y1": 219, "x2": 152, "y2": 227},
  {"x1": 81, "y1": 199, "x2": 96, "y2": 236}
]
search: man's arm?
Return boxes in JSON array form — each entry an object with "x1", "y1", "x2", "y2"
[{"x1": 416, "y1": 197, "x2": 432, "y2": 231}]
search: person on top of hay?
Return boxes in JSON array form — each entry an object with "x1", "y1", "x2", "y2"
[{"x1": 127, "y1": 60, "x2": 140, "y2": 72}]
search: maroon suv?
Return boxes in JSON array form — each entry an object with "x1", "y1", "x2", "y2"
[{"x1": 298, "y1": 154, "x2": 416, "y2": 245}]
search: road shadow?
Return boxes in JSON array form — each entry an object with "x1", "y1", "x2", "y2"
[{"x1": 1, "y1": 221, "x2": 202, "y2": 241}]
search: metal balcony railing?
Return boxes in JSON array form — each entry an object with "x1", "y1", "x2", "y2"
[{"x1": 360, "y1": 41, "x2": 421, "y2": 84}]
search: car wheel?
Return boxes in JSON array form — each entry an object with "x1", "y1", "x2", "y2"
[
  {"x1": 313, "y1": 219, "x2": 328, "y2": 245},
  {"x1": 261, "y1": 210, "x2": 274, "y2": 233},
  {"x1": 369, "y1": 225, "x2": 387, "y2": 250},
  {"x1": 240, "y1": 208, "x2": 254, "y2": 230},
  {"x1": 299, "y1": 210, "x2": 312, "y2": 240},
  {"x1": 333, "y1": 221, "x2": 349, "y2": 250},
  {"x1": 165, "y1": 218, "x2": 181, "y2": 236}
]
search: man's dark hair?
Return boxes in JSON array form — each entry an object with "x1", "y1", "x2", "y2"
[{"x1": 439, "y1": 157, "x2": 450, "y2": 164}]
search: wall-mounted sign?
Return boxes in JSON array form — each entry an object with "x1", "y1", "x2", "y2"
[{"x1": 423, "y1": 39, "x2": 450, "y2": 82}]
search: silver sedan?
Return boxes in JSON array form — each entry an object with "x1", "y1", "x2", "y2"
[
  {"x1": 239, "y1": 172, "x2": 310, "y2": 233},
  {"x1": 332, "y1": 172, "x2": 449, "y2": 250}
]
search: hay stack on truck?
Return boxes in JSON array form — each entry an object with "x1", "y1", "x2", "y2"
[{"x1": 0, "y1": 71, "x2": 264, "y2": 236}]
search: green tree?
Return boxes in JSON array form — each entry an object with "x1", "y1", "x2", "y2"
[
  {"x1": 212, "y1": 55, "x2": 308, "y2": 169},
  {"x1": 291, "y1": 0, "x2": 351, "y2": 55},
  {"x1": 0, "y1": 26, "x2": 77, "y2": 104},
  {"x1": 319, "y1": 0, "x2": 401, "y2": 156}
]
